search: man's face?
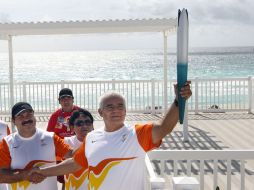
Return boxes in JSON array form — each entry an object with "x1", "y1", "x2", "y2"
[
  {"x1": 13, "y1": 110, "x2": 36, "y2": 137},
  {"x1": 59, "y1": 96, "x2": 74, "y2": 112},
  {"x1": 73, "y1": 114, "x2": 94, "y2": 142},
  {"x1": 99, "y1": 96, "x2": 126, "y2": 129}
]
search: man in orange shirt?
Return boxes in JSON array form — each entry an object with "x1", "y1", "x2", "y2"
[
  {"x1": 0, "y1": 102, "x2": 73, "y2": 190},
  {"x1": 30, "y1": 82, "x2": 192, "y2": 190}
]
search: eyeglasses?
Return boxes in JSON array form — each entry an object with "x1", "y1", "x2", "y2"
[
  {"x1": 103, "y1": 104, "x2": 125, "y2": 111},
  {"x1": 74, "y1": 119, "x2": 93, "y2": 127}
]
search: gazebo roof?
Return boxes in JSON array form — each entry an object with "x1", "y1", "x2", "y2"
[{"x1": 0, "y1": 18, "x2": 177, "y2": 39}]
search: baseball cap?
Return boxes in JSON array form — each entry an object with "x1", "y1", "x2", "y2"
[
  {"x1": 12, "y1": 102, "x2": 34, "y2": 118},
  {"x1": 59, "y1": 88, "x2": 74, "y2": 100}
]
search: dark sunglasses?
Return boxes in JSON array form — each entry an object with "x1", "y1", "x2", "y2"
[{"x1": 74, "y1": 119, "x2": 93, "y2": 127}]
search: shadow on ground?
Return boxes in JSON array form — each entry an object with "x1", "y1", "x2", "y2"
[{"x1": 153, "y1": 124, "x2": 254, "y2": 176}]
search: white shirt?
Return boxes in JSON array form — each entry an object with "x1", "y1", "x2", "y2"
[
  {"x1": 64, "y1": 136, "x2": 88, "y2": 190},
  {"x1": 3, "y1": 128, "x2": 57, "y2": 190},
  {"x1": 74, "y1": 124, "x2": 160, "y2": 190}
]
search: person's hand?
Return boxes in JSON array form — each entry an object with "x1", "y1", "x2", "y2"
[
  {"x1": 174, "y1": 81, "x2": 192, "y2": 100},
  {"x1": 27, "y1": 167, "x2": 46, "y2": 184}
]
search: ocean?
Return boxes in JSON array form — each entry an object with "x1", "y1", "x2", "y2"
[{"x1": 0, "y1": 46, "x2": 253, "y2": 83}]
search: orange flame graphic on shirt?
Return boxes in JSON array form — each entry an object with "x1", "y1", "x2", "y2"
[
  {"x1": 10, "y1": 160, "x2": 54, "y2": 190},
  {"x1": 65, "y1": 169, "x2": 88, "y2": 190},
  {"x1": 88, "y1": 157, "x2": 136, "y2": 190}
]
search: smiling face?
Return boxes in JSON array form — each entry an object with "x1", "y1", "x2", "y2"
[
  {"x1": 12, "y1": 110, "x2": 37, "y2": 138},
  {"x1": 73, "y1": 114, "x2": 94, "y2": 142},
  {"x1": 98, "y1": 95, "x2": 126, "y2": 132}
]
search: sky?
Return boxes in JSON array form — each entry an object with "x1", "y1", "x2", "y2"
[{"x1": 0, "y1": 0, "x2": 254, "y2": 51}]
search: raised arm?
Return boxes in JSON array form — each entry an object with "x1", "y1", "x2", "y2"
[{"x1": 152, "y1": 81, "x2": 192, "y2": 144}]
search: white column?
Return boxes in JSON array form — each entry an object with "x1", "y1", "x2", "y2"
[
  {"x1": 151, "y1": 79, "x2": 155, "y2": 115},
  {"x1": 8, "y1": 35, "x2": 15, "y2": 132},
  {"x1": 163, "y1": 31, "x2": 168, "y2": 114},
  {"x1": 195, "y1": 77, "x2": 198, "y2": 114},
  {"x1": 183, "y1": 102, "x2": 189, "y2": 142},
  {"x1": 248, "y1": 76, "x2": 253, "y2": 113}
]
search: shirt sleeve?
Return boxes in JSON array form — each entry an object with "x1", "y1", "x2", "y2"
[
  {"x1": 0, "y1": 139, "x2": 11, "y2": 168},
  {"x1": 135, "y1": 124, "x2": 162, "y2": 152},
  {"x1": 53, "y1": 134, "x2": 72, "y2": 158},
  {"x1": 73, "y1": 142, "x2": 88, "y2": 168}
]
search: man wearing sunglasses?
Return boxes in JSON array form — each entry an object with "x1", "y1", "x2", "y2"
[
  {"x1": 64, "y1": 108, "x2": 94, "y2": 190},
  {"x1": 29, "y1": 82, "x2": 192, "y2": 190}
]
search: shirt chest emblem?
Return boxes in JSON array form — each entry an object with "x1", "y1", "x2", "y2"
[{"x1": 121, "y1": 134, "x2": 127, "y2": 142}]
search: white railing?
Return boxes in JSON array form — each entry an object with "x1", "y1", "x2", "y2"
[
  {"x1": 147, "y1": 150, "x2": 254, "y2": 190},
  {"x1": 0, "y1": 77, "x2": 253, "y2": 114},
  {"x1": 145, "y1": 154, "x2": 167, "y2": 190}
]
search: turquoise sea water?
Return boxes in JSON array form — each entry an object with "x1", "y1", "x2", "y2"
[{"x1": 0, "y1": 46, "x2": 253, "y2": 82}]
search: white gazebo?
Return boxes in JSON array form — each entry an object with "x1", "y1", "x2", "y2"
[{"x1": 0, "y1": 18, "x2": 177, "y2": 117}]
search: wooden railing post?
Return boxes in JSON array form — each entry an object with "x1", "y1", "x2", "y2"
[
  {"x1": 22, "y1": 81, "x2": 27, "y2": 102},
  {"x1": 248, "y1": 76, "x2": 253, "y2": 113},
  {"x1": 151, "y1": 79, "x2": 155, "y2": 115},
  {"x1": 112, "y1": 79, "x2": 115, "y2": 91},
  {"x1": 61, "y1": 80, "x2": 65, "y2": 89},
  {"x1": 195, "y1": 77, "x2": 198, "y2": 114}
]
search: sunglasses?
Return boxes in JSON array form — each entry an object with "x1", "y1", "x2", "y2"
[{"x1": 74, "y1": 119, "x2": 93, "y2": 127}]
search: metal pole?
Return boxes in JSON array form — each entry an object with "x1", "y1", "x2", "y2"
[
  {"x1": 183, "y1": 102, "x2": 189, "y2": 142},
  {"x1": 163, "y1": 31, "x2": 168, "y2": 114},
  {"x1": 8, "y1": 35, "x2": 15, "y2": 132}
]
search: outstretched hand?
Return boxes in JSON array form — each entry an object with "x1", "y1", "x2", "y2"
[{"x1": 174, "y1": 81, "x2": 192, "y2": 100}]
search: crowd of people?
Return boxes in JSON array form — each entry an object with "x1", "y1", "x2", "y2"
[{"x1": 0, "y1": 82, "x2": 192, "y2": 190}]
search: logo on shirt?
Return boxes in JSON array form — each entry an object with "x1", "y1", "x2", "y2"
[
  {"x1": 40, "y1": 139, "x2": 47, "y2": 146},
  {"x1": 121, "y1": 134, "x2": 127, "y2": 142},
  {"x1": 65, "y1": 169, "x2": 88, "y2": 190},
  {"x1": 56, "y1": 116, "x2": 70, "y2": 130},
  {"x1": 88, "y1": 157, "x2": 136, "y2": 190}
]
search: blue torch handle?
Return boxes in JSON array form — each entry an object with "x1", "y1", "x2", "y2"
[{"x1": 177, "y1": 64, "x2": 188, "y2": 124}]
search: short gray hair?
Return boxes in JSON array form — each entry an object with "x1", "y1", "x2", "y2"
[{"x1": 99, "y1": 91, "x2": 126, "y2": 109}]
